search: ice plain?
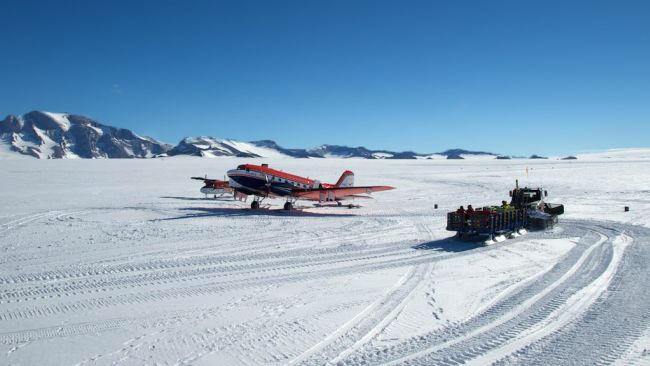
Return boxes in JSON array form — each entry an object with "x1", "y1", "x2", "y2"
[{"x1": 1, "y1": 152, "x2": 649, "y2": 365}]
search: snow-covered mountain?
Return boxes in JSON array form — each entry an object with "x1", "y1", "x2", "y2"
[
  {"x1": 168, "y1": 137, "x2": 498, "y2": 159},
  {"x1": 0, "y1": 111, "x2": 170, "y2": 159},
  {"x1": 306, "y1": 145, "x2": 422, "y2": 159},
  {"x1": 439, "y1": 148, "x2": 495, "y2": 157},
  {"x1": 166, "y1": 138, "x2": 389, "y2": 159},
  {"x1": 166, "y1": 137, "x2": 308, "y2": 158},
  {"x1": 0, "y1": 111, "x2": 500, "y2": 159}
]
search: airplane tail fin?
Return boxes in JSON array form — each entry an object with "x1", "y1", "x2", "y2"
[{"x1": 335, "y1": 170, "x2": 354, "y2": 187}]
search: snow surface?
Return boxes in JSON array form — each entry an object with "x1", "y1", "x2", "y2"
[
  {"x1": 458, "y1": 154, "x2": 498, "y2": 160},
  {"x1": 224, "y1": 139, "x2": 291, "y2": 158},
  {"x1": 41, "y1": 112, "x2": 71, "y2": 132},
  {"x1": 412, "y1": 154, "x2": 450, "y2": 160},
  {"x1": 0, "y1": 141, "x2": 30, "y2": 160},
  {"x1": 87, "y1": 124, "x2": 105, "y2": 136},
  {"x1": 1, "y1": 155, "x2": 650, "y2": 365},
  {"x1": 577, "y1": 147, "x2": 650, "y2": 160},
  {"x1": 6, "y1": 127, "x2": 82, "y2": 160},
  {"x1": 182, "y1": 137, "x2": 293, "y2": 158},
  {"x1": 371, "y1": 152, "x2": 394, "y2": 159}
]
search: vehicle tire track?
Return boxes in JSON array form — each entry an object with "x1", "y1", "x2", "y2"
[
  {"x1": 336, "y1": 220, "x2": 618, "y2": 365},
  {"x1": 0, "y1": 234, "x2": 426, "y2": 304},
  {"x1": 0, "y1": 228, "x2": 521, "y2": 323},
  {"x1": 0, "y1": 217, "x2": 411, "y2": 286},
  {"x1": 0, "y1": 210, "x2": 88, "y2": 238},
  {"x1": 493, "y1": 223, "x2": 650, "y2": 366},
  {"x1": 289, "y1": 263, "x2": 433, "y2": 365}
]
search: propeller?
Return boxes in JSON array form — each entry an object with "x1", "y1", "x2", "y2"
[{"x1": 264, "y1": 174, "x2": 272, "y2": 195}]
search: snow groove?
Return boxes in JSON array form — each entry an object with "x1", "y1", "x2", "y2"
[
  {"x1": 493, "y1": 224, "x2": 650, "y2": 365},
  {"x1": 0, "y1": 218, "x2": 516, "y2": 322},
  {"x1": 291, "y1": 263, "x2": 433, "y2": 365},
  {"x1": 0, "y1": 242, "x2": 479, "y2": 322},
  {"x1": 336, "y1": 221, "x2": 637, "y2": 365}
]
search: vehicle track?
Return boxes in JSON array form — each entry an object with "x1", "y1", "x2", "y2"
[
  {"x1": 0, "y1": 237, "x2": 485, "y2": 323},
  {"x1": 3, "y1": 213, "x2": 647, "y2": 365},
  {"x1": 67, "y1": 283, "x2": 373, "y2": 366},
  {"x1": 0, "y1": 223, "x2": 423, "y2": 305},
  {"x1": 0, "y1": 212, "x2": 457, "y2": 318},
  {"x1": 0, "y1": 284, "x2": 278, "y2": 345},
  {"x1": 289, "y1": 263, "x2": 433, "y2": 365},
  {"x1": 0, "y1": 207, "x2": 384, "y2": 270},
  {"x1": 0, "y1": 214, "x2": 509, "y2": 330},
  {"x1": 0, "y1": 213, "x2": 407, "y2": 282},
  {"x1": 492, "y1": 222, "x2": 650, "y2": 366},
  {"x1": 335, "y1": 220, "x2": 648, "y2": 366}
]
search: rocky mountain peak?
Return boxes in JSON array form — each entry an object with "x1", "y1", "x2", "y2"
[{"x1": 0, "y1": 111, "x2": 170, "y2": 159}]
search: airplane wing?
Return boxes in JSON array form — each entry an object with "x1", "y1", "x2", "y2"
[
  {"x1": 191, "y1": 177, "x2": 230, "y2": 185},
  {"x1": 291, "y1": 186, "x2": 394, "y2": 201},
  {"x1": 191, "y1": 176, "x2": 218, "y2": 183},
  {"x1": 340, "y1": 194, "x2": 374, "y2": 200}
]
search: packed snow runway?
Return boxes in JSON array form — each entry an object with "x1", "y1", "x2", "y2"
[{"x1": 1, "y1": 154, "x2": 649, "y2": 365}]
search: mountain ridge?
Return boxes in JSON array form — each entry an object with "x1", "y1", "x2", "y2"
[
  {"x1": 1, "y1": 111, "x2": 499, "y2": 159},
  {"x1": 166, "y1": 136, "x2": 498, "y2": 159},
  {"x1": 1, "y1": 111, "x2": 170, "y2": 159}
]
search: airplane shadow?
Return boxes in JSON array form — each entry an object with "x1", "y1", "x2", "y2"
[
  {"x1": 412, "y1": 237, "x2": 483, "y2": 253},
  {"x1": 161, "y1": 196, "x2": 233, "y2": 202},
  {"x1": 157, "y1": 206, "x2": 357, "y2": 221}
]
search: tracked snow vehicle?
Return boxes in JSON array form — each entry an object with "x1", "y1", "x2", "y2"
[
  {"x1": 508, "y1": 181, "x2": 564, "y2": 229},
  {"x1": 446, "y1": 180, "x2": 564, "y2": 243}
]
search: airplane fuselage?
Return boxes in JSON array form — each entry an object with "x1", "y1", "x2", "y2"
[{"x1": 227, "y1": 164, "x2": 324, "y2": 197}]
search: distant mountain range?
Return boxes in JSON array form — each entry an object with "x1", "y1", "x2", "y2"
[
  {"x1": 166, "y1": 136, "x2": 495, "y2": 159},
  {"x1": 1, "y1": 111, "x2": 502, "y2": 159},
  {"x1": 1, "y1": 111, "x2": 170, "y2": 158}
]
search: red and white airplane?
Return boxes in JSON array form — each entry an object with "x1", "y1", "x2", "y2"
[
  {"x1": 227, "y1": 163, "x2": 395, "y2": 210},
  {"x1": 191, "y1": 176, "x2": 234, "y2": 198}
]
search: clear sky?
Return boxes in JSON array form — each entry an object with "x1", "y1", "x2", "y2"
[{"x1": 1, "y1": 0, "x2": 649, "y2": 156}]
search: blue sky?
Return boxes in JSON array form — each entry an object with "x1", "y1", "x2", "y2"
[{"x1": 1, "y1": 0, "x2": 648, "y2": 155}]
